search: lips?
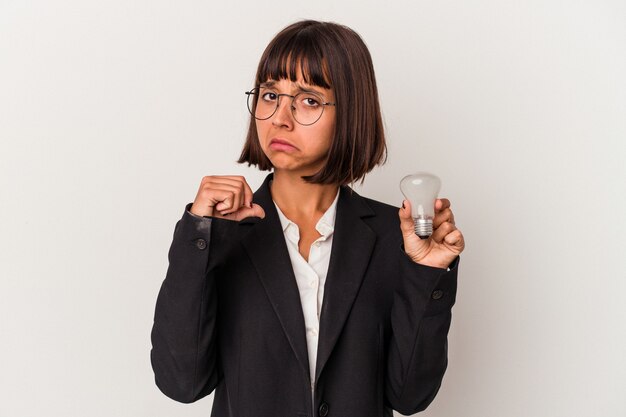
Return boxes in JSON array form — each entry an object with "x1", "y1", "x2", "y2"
[{"x1": 269, "y1": 138, "x2": 298, "y2": 150}]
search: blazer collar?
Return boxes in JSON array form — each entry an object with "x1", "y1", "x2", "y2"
[{"x1": 240, "y1": 173, "x2": 377, "y2": 384}]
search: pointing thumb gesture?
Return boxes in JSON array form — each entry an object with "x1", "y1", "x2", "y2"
[
  {"x1": 190, "y1": 175, "x2": 266, "y2": 222},
  {"x1": 214, "y1": 203, "x2": 266, "y2": 222}
]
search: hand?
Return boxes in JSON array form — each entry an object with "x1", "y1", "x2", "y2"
[
  {"x1": 190, "y1": 175, "x2": 266, "y2": 221},
  {"x1": 398, "y1": 198, "x2": 465, "y2": 269}
]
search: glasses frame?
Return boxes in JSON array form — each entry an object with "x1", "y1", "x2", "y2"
[{"x1": 245, "y1": 87, "x2": 336, "y2": 126}]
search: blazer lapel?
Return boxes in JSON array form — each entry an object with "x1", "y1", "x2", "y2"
[
  {"x1": 315, "y1": 186, "x2": 377, "y2": 383},
  {"x1": 239, "y1": 173, "x2": 311, "y2": 381}
]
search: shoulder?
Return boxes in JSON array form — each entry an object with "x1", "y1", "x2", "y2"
[
  {"x1": 343, "y1": 187, "x2": 398, "y2": 216},
  {"x1": 345, "y1": 189, "x2": 402, "y2": 234},
  {"x1": 362, "y1": 196, "x2": 399, "y2": 219}
]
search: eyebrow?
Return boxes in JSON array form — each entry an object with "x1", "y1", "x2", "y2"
[{"x1": 259, "y1": 80, "x2": 325, "y2": 96}]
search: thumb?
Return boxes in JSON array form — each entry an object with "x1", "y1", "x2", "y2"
[
  {"x1": 249, "y1": 203, "x2": 266, "y2": 219},
  {"x1": 398, "y1": 200, "x2": 415, "y2": 236},
  {"x1": 228, "y1": 203, "x2": 266, "y2": 221},
  {"x1": 399, "y1": 200, "x2": 430, "y2": 262}
]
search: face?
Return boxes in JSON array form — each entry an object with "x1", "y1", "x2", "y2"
[{"x1": 255, "y1": 76, "x2": 336, "y2": 177}]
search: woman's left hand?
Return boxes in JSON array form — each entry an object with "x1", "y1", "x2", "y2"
[{"x1": 398, "y1": 198, "x2": 465, "y2": 269}]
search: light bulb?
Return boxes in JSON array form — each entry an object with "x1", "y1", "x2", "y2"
[{"x1": 400, "y1": 172, "x2": 441, "y2": 239}]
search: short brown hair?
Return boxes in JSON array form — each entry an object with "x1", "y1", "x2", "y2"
[{"x1": 237, "y1": 20, "x2": 387, "y2": 186}]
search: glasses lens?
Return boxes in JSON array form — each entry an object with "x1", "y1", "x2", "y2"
[
  {"x1": 291, "y1": 92, "x2": 325, "y2": 125},
  {"x1": 247, "y1": 87, "x2": 278, "y2": 120}
]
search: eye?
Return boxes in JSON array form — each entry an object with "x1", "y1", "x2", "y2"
[
  {"x1": 260, "y1": 91, "x2": 277, "y2": 102},
  {"x1": 300, "y1": 95, "x2": 321, "y2": 107}
]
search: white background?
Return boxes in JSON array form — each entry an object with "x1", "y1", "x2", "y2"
[{"x1": 1, "y1": 1, "x2": 625, "y2": 416}]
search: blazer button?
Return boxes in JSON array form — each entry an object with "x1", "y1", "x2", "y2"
[
  {"x1": 318, "y1": 402, "x2": 329, "y2": 416},
  {"x1": 431, "y1": 289, "x2": 444, "y2": 300},
  {"x1": 195, "y1": 238, "x2": 207, "y2": 250}
]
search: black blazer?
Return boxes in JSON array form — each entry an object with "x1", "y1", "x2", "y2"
[{"x1": 151, "y1": 173, "x2": 459, "y2": 417}]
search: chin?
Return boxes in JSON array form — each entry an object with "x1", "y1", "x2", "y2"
[
  {"x1": 266, "y1": 152, "x2": 296, "y2": 166},
  {"x1": 265, "y1": 153, "x2": 323, "y2": 173}
]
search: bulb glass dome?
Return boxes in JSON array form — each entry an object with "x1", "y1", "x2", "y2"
[{"x1": 400, "y1": 172, "x2": 441, "y2": 237}]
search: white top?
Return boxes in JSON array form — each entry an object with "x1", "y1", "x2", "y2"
[{"x1": 272, "y1": 187, "x2": 340, "y2": 392}]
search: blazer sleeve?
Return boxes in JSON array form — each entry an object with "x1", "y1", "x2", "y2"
[
  {"x1": 385, "y1": 249, "x2": 460, "y2": 415},
  {"x1": 150, "y1": 203, "x2": 221, "y2": 403}
]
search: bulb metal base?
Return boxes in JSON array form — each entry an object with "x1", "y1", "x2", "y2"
[{"x1": 413, "y1": 217, "x2": 433, "y2": 239}]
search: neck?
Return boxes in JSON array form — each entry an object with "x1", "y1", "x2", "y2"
[{"x1": 270, "y1": 169, "x2": 339, "y2": 220}]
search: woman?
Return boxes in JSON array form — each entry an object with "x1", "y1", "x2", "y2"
[{"x1": 151, "y1": 20, "x2": 464, "y2": 417}]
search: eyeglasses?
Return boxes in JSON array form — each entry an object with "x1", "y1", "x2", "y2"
[{"x1": 245, "y1": 87, "x2": 336, "y2": 126}]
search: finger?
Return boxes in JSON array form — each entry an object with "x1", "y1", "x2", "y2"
[
  {"x1": 205, "y1": 179, "x2": 246, "y2": 212},
  {"x1": 212, "y1": 176, "x2": 254, "y2": 209},
  {"x1": 214, "y1": 194, "x2": 236, "y2": 213},
  {"x1": 203, "y1": 175, "x2": 247, "y2": 185},
  {"x1": 219, "y1": 186, "x2": 244, "y2": 214},
  {"x1": 238, "y1": 176, "x2": 255, "y2": 209},
  {"x1": 433, "y1": 208, "x2": 455, "y2": 228},
  {"x1": 431, "y1": 221, "x2": 456, "y2": 244},
  {"x1": 228, "y1": 203, "x2": 266, "y2": 221},
  {"x1": 399, "y1": 200, "x2": 412, "y2": 218},
  {"x1": 251, "y1": 203, "x2": 265, "y2": 218},
  {"x1": 209, "y1": 186, "x2": 241, "y2": 213},
  {"x1": 444, "y1": 229, "x2": 464, "y2": 248},
  {"x1": 193, "y1": 188, "x2": 233, "y2": 217},
  {"x1": 207, "y1": 182, "x2": 245, "y2": 214},
  {"x1": 398, "y1": 200, "x2": 416, "y2": 235},
  {"x1": 244, "y1": 203, "x2": 265, "y2": 219},
  {"x1": 435, "y1": 198, "x2": 451, "y2": 212}
]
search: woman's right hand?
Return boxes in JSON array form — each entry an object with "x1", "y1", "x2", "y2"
[{"x1": 189, "y1": 175, "x2": 266, "y2": 221}]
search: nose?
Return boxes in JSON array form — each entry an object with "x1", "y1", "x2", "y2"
[{"x1": 271, "y1": 95, "x2": 294, "y2": 128}]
